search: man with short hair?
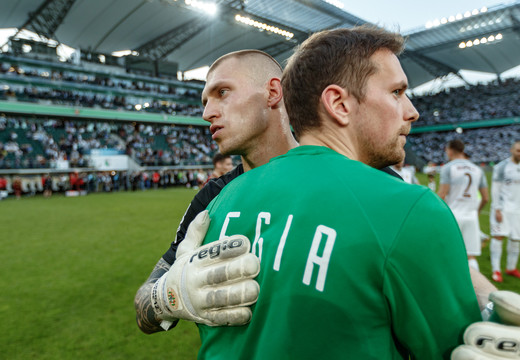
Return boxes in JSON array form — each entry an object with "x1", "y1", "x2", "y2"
[
  {"x1": 438, "y1": 139, "x2": 489, "y2": 271},
  {"x1": 489, "y1": 141, "x2": 520, "y2": 282},
  {"x1": 135, "y1": 41, "x2": 515, "y2": 360},
  {"x1": 195, "y1": 27, "x2": 480, "y2": 359},
  {"x1": 134, "y1": 50, "x2": 298, "y2": 333},
  {"x1": 206, "y1": 153, "x2": 233, "y2": 184}
]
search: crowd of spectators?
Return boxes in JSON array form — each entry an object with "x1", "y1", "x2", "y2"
[
  {"x1": 411, "y1": 77, "x2": 520, "y2": 126},
  {"x1": 0, "y1": 168, "x2": 213, "y2": 199},
  {"x1": 408, "y1": 124, "x2": 520, "y2": 164},
  {"x1": 0, "y1": 62, "x2": 204, "y2": 116},
  {"x1": 0, "y1": 116, "x2": 216, "y2": 169}
]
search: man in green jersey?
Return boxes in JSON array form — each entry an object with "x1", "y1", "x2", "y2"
[{"x1": 194, "y1": 27, "x2": 481, "y2": 359}]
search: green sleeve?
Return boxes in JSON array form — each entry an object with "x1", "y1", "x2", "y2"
[{"x1": 383, "y1": 191, "x2": 481, "y2": 359}]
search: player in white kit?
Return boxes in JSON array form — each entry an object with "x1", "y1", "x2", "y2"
[
  {"x1": 489, "y1": 141, "x2": 520, "y2": 282},
  {"x1": 438, "y1": 140, "x2": 488, "y2": 271},
  {"x1": 390, "y1": 159, "x2": 419, "y2": 184}
]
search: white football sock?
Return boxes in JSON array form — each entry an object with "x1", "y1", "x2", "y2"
[
  {"x1": 490, "y1": 238, "x2": 502, "y2": 273},
  {"x1": 506, "y1": 239, "x2": 520, "y2": 271},
  {"x1": 468, "y1": 258, "x2": 480, "y2": 272}
]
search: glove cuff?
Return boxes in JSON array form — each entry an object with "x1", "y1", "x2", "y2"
[{"x1": 151, "y1": 274, "x2": 179, "y2": 323}]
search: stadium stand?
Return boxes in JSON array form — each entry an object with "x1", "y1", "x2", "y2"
[
  {"x1": 0, "y1": 116, "x2": 216, "y2": 169},
  {"x1": 0, "y1": 56, "x2": 204, "y2": 116},
  {"x1": 411, "y1": 78, "x2": 520, "y2": 126}
]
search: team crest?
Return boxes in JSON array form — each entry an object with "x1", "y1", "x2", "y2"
[{"x1": 167, "y1": 287, "x2": 178, "y2": 310}]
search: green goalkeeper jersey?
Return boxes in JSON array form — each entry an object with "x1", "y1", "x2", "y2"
[{"x1": 198, "y1": 146, "x2": 481, "y2": 360}]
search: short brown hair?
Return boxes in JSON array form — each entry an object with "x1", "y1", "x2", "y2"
[
  {"x1": 447, "y1": 139, "x2": 465, "y2": 153},
  {"x1": 282, "y1": 26, "x2": 404, "y2": 137},
  {"x1": 212, "y1": 153, "x2": 231, "y2": 166}
]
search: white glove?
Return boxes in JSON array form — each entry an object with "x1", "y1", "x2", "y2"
[
  {"x1": 151, "y1": 210, "x2": 260, "y2": 328},
  {"x1": 451, "y1": 291, "x2": 520, "y2": 359}
]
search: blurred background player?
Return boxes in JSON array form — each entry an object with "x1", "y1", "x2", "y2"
[
  {"x1": 205, "y1": 153, "x2": 233, "y2": 184},
  {"x1": 438, "y1": 139, "x2": 488, "y2": 271},
  {"x1": 390, "y1": 159, "x2": 419, "y2": 184},
  {"x1": 489, "y1": 141, "x2": 520, "y2": 282}
]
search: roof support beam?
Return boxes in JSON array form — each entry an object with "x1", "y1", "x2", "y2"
[
  {"x1": 136, "y1": 0, "x2": 308, "y2": 62},
  {"x1": 135, "y1": 17, "x2": 209, "y2": 61},
  {"x1": 403, "y1": 50, "x2": 467, "y2": 84},
  {"x1": 11, "y1": 0, "x2": 76, "y2": 41}
]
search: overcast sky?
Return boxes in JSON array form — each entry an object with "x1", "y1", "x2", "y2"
[{"x1": 341, "y1": 0, "x2": 510, "y2": 31}]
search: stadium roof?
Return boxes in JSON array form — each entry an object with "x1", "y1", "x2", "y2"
[{"x1": 1, "y1": 0, "x2": 520, "y2": 88}]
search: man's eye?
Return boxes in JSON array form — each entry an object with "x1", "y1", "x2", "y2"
[
  {"x1": 393, "y1": 89, "x2": 402, "y2": 96},
  {"x1": 219, "y1": 89, "x2": 228, "y2": 96}
]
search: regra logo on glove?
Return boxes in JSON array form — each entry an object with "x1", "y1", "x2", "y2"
[{"x1": 189, "y1": 238, "x2": 244, "y2": 263}]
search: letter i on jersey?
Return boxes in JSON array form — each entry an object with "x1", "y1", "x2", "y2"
[{"x1": 303, "y1": 225, "x2": 336, "y2": 292}]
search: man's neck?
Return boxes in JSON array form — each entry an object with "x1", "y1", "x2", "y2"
[
  {"x1": 241, "y1": 125, "x2": 298, "y2": 172},
  {"x1": 511, "y1": 156, "x2": 520, "y2": 164},
  {"x1": 298, "y1": 126, "x2": 358, "y2": 163},
  {"x1": 450, "y1": 154, "x2": 465, "y2": 161}
]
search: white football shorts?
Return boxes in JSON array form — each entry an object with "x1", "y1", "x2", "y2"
[
  {"x1": 453, "y1": 212, "x2": 481, "y2": 256},
  {"x1": 490, "y1": 209, "x2": 520, "y2": 239}
]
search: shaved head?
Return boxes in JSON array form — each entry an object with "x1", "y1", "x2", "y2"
[{"x1": 207, "y1": 50, "x2": 282, "y2": 86}]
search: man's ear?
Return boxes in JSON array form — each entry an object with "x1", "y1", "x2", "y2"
[
  {"x1": 267, "y1": 78, "x2": 283, "y2": 108},
  {"x1": 320, "y1": 85, "x2": 351, "y2": 126}
]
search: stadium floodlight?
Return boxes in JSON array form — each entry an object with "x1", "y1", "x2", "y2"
[
  {"x1": 448, "y1": 15, "x2": 456, "y2": 22},
  {"x1": 135, "y1": 104, "x2": 142, "y2": 111},
  {"x1": 112, "y1": 50, "x2": 132, "y2": 57},
  {"x1": 111, "y1": 50, "x2": 139, "y2": 57},
  {"x1": 425, "y1": 21, "x2": 433, "y2": 29},
  {"x1": 459, "y1": 33, "x2": 503, "y2": 49},
  {"x1": 456, "y1": 13, "x2": 463, "y2": 20},
  {"x1": 441, "y1": 18, "x2": 448, "y2": 24},
  {"x1": 323, "y1": 0, "x2": 344, "y2": 9},
  {"x1": 481, "y1": 6, "x2": 488, "y2": 12},
  {"x1": 433, "y1": 19, "x2": 440, "y2": 26},
  {"x1": 185, "y1": 0, "x2": 218, "y2": 15},
  {"x1": 472, "y1": 9, "x2": 479, "y2": 15},
  {"x1": 464, "y1": 11, "x2": 471, "y2": 18},
  {"x1": 235, "y1": 14, "x2": 294, "y2": 39}
]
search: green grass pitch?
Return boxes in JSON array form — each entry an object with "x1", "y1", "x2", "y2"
[{"x1": 1, "y1": 177, "x2": 519, "y2": 359}]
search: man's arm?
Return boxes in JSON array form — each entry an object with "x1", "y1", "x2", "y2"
[
  {"x1": 478, "y1": 186, "x2": 489, "y2": 214},
  {"x1": 437, "y1": 183, "x2": 450, "y2": 200},
  {"x1": 437, "y1": 165, "x2": 451, "y2": 200},
  {"x1": 135, "y1": 165, "x2": 245, "y2": 334},
  {"x1": 469, "y1": 267, "x2": 497, "y2": 310},
  {"x1": 134, "y1": 259, "x2": 172, "y2": 334},
  {"x1": 383, "y1": 191, "x2": 481, "y2": 359}
]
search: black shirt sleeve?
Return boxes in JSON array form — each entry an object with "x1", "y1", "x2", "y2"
[{"x1": 162, "y1": 164, "x2": 244, "y2": 265}]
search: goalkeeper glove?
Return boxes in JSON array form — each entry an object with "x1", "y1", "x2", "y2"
[
  {"x1": 451, "y1": 291, "x2": 520, "y2": 359},
  {"x1": 151, "y1": 210, "x2": 260, "y2": 329}
]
